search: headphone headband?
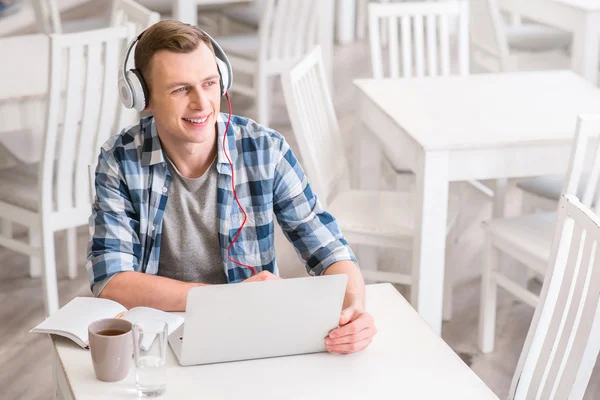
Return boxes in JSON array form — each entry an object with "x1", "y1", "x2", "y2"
[{"x1": 118, "y1": 25, "x2": 233, "y2": 112}]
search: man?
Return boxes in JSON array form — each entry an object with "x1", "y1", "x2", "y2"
[{"x1": 87, "y1": 20, "x2": 376, "y2": 354}]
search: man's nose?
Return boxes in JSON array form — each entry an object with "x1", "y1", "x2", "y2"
[{"x1": 189, "y1": 89, "x2": 209, "y2": 109}]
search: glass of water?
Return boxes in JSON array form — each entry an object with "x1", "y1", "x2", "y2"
[{"x1": 133, "y1": 320, "x2": 168, "y2": 398}]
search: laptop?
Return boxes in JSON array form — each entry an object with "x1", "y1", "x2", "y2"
[{"x1": 168, "y1": 274, "x2": 348, "y2": 366}]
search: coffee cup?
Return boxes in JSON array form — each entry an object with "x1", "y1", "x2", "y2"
[{"x1": 88, "y1": 318, "x2": 133, "y2": 382}]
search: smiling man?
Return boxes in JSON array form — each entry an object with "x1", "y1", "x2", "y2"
[{"x1": 87, "y1": 20, "x2": 376, "y2": 354}]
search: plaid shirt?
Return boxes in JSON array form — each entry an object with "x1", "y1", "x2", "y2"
[{"x1": 86, "y1": 114, "x2": 357, "y2": 287}]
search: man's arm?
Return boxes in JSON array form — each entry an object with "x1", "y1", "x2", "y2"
[
  {"x1": 99, "y1": 272, "x2": 207, "y2": 311},
  {"x1": 323, "y1": 260, "x2": 365, "y2": 309}
]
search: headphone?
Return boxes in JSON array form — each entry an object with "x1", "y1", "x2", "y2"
[{"x1": 118, "y1": 27, "x2": 233, "y2": 112}]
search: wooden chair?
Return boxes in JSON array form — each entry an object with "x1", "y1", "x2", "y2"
[
  {"x1": 214, "y1": 0, "x2": 320, "y2": 127},
  {"x1": 479, "y1": 115, "x2": 600, "y2": 353},
  {"x1": 507, "y1": 194, "x2": 600, "y2": 399},
  {"x1": 281, "y1": 46, "x2": 460, "y2": 303},
  {"x1": 0, "y1": 25, "x2": 134, "y2": 315}
]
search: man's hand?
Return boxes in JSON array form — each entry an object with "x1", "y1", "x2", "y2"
[
  {"x1": 241, "y1": 271, "x2": 282, "y2": 283},
  {"x1": 325, "y1": 302, "x2": 377, "y2": 354}
]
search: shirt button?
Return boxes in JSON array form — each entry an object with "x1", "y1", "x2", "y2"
[
  {"x1": 162, "y1": 186, "x2": 167, "y2": 193},
  {"x1": 151, "y1": 225, "x2": 155, "y2": 231}
]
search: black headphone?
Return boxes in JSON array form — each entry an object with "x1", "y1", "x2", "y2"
[{"x1": 118, "y1": 26, "x2": 233, "y2": 112}]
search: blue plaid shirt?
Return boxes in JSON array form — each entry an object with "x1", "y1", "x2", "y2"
[{"x1": 86, "y1": 114, "x2": 357, "y2": 287}]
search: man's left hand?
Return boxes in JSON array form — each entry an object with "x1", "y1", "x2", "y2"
[{"x1": 325, "y1": 303, "x2": 377, "y2": 354}]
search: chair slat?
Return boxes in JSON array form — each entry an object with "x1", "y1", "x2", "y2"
[
  {"x1": 75, "y1": 42, "x2": 103, "y2": 208},
  {"x1": 388, "y1": 16, "x2": 399, "y2": 79},
  {"x1": 94, "y1": 40, "x2": 120, "y2": 151},
  {"x1": 426, "y1": 13, "x2": 437, "y2": 77},
  {"x1": 401, "y1": 15, "x2": 412, "y2": 78},
  {"x1": 56, "y1": 44, "x2": 85, "y2": 211},
  {"x1": 369, "y1": 8, "x2": 384, "y2": 78},
  {"x1": 413, "y1": 14, "x2": 425, "y2": 78},
  {"x1": 439, "y1": 14, "x2": 450, "y2": 76}
]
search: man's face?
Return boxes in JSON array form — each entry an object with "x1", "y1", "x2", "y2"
[{"x1": 146, "y1": 42, "x2": 221, "y2": 147}]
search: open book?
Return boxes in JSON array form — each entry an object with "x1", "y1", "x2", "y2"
[{"x1": 30, "y1": 297, "x2": 184, "y2": 349}]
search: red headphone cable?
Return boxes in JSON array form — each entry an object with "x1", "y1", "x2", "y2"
[{"x1": 222, "y1": 92, "x2": 256, "y2": 276}]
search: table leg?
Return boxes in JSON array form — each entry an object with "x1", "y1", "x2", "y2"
[
  {"x1": 571, "y1": 15, "x2": 600, "y2": 85},
  {"x1": 336, "y1": 0, "x2": 356, "y2": 45},
  {"x1": 173, "y1": 0, "x2": 198, "y2": 26},
  {"x1": 412, "y1": 151, "x2": 449, "y2": 335},
  {"x1": 493, "y1": 178, "x2": 508, "y2": 218}
]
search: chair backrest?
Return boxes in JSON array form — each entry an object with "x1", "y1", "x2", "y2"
[
  {"x1": 40, "y1": 25, "x2": 134, "y2": 222},
  {"x1": 560, "y1": 115, "x2": 600, "y2": 211},
  {"x1": 258, "y1": 0, "x2": 320, "y2": 71},
  {"x1": 368, "y1": 0, "x2": 469, "y2": 78},
  {"x1": 280, "y1": 46, "x2": 349, "y2": 208},
  {"x1": 509, "y1": 194, "x2": 600, "y2": 400},
  {"x1": 109, "y1": 0, "x2": 160, "y2": 36},
  {"x1": 468, "y1": 0, "x2": 510, "y2": 71},
  {"x1": 32, "y1": 0, "x2": 62, "y2": 34}
]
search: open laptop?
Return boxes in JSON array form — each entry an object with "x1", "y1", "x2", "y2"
[{"x1": 168, "y1": 274, "x2": 348, "y2": 366}]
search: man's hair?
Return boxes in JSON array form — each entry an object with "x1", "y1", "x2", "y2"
[{"x1": 134, "y1": 20, "x2": 215, "y2": 92}]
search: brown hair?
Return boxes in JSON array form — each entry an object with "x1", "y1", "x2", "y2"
[{"x1": 134, "y1": 20, "x2": 215, "y2": 92}]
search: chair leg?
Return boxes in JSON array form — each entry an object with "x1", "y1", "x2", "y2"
[
  {"x1": 66, "y1": 228, "x2": 78, "y2": 279},
  {"x1": 256, "y1": 73, "x2": 271, "y2": 127},
  {"x1": 29, "y1": 228, "x2": 42, "y2": 278},
  {"x1": 479, "y1": 237, "x2": 499, "y2": 353},
  {"x1": 1, "y1": 219, "x2": 12, "y2": 238},
  {"x1": 443, "y1": 237, "x2": 456, "y2": 321},
  {"x1": 41, "y1": 223, "x2": 59, "y2": 316}
]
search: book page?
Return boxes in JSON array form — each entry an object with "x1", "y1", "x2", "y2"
[
  {"x1": 30, "y1": 297, "x2": 126, "y2": 348},
  {"x1": 122, "y1": 307, "x2": 185, "y2": 335}
]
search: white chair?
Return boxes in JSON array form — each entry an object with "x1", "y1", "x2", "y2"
[
  {"x1": 479, "y1": 114, "x2": 600, "y2": 353},
  {"x1": 507, "y1": 194, "x2": 600, "y2": 400},
  {"x1": 33, "y1": 0, "x2": 159, "y2": 35},
  {"x1": 470, "y1": 0, "x2": 571, "y2": 73},
  {"x1": 281, "y1": 46, "x2": 460, "y2": 302},
  {"x1": 219, "y1": 0, "x2": 264, "y2": 31},
  {"x1": 0, "y1": 25, "x2": 134, "y2": 316},
  {"x1": 214, "y1": 0, "x2": 320, "y2": 127}
]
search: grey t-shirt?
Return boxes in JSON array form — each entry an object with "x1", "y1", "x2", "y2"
[
  {"x1": 91, "y1": 156, "x2": 225, "y2": 296},
  {"x1": 157, "y1": 156, "x2": 225, "y2": 283}
]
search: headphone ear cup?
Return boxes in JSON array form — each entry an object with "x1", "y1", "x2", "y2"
[
  {"x1": 215, "y1": 58, "x2": 230, "y2": 97},
  {"x1": 127, "y1": 69, "x2": 149, "y2": 112},
  {"x1": 118, "y1": 72, "x2": 135, "y2": 109}
]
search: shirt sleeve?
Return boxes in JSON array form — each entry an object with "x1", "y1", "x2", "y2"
[
  {"x1": 85, "y1": 146, "x2": 141, "y2": 292},
  {"x1": 272, "y1": 138, "x2": 357, "y2": 276}
]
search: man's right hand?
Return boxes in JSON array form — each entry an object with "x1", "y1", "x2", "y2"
[{"x1": 241, "y1": 271, "x2": 282, "y2": 283}]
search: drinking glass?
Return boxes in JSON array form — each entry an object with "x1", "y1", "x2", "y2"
[{"x1": 133, "y1": 320, "x2": 168, "y2": 398}]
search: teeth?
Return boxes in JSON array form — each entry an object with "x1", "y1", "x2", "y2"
[{"x1": 184, "y1": 116, "x2": 208, "y2": 123}]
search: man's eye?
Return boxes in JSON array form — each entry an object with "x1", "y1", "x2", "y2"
[
  {"x1": 204, "y1": 81, "x2": 216, "y2": 87},
  {"x1": 173, "y1": 87, "x2": 188, "y2": 93}
]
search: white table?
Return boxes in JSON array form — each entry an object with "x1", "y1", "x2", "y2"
[
  {"x1": 500, "y1": 0, "x2": 600, "y2": 84},
  {"x1": 52, "y1": 284, "x2": 498, "y2": 399},
  {"x1": 354, "y1": 70, "x2": 600, "y2": 335},
  {"x1": 172, "y1": 0, "x2": 335, "y2": 84}
]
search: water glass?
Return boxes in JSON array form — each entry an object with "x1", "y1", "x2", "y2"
[{"x1": 133, "y1": 320, "x2": 168, "y2": 398}]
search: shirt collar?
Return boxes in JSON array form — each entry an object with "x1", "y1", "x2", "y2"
[{"x1": 140, "y1": 113, "x2": 237, "y2": 176}]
